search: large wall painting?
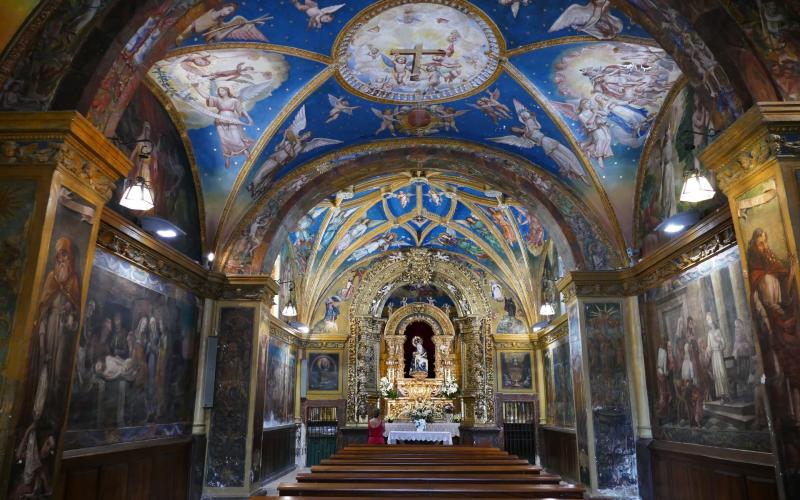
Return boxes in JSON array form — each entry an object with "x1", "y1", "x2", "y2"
[
  {"x1": 7, "y1": 188, "x2": 95, "y2": 500},
  {"x1": 583, "y1": 302, "x2": 637, "y2": 494},
  {"x1": 567, "y1": 302, "x2": 590, "y2": 486},
  {"x1": 498, "y1": 351, "x2": 533, "y2": 392},
  {"x1": 308, "y1": 352, "x2": 340, "y2": 393},
  {"x1": 264, "y1": 336, "x2": 297, "y2": 427},
  {"x1": 640, "y1": 245, "x2": 770, "y2": 451},
  {"x1": 113, "y1": 85, "x2": 202, "y2": 259},
  {"x1": 0, "y1": 180, "x2": 36, "y2": 372},
  {"x1": 543, "y1": 338, "x2": 575, "y2": 428},
  {"x1": 64, "y1": 249, "x2": 202, "y2": 450},
  {"x1": 735, "y1": 178, "x2": 800, "y2": 492},
  {"x1": 206, "y1": 306, "x2": 254, "y2": 488}
]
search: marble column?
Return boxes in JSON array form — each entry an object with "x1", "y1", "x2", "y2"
[
  {"x1": 0, "y1": 112, "x2": 130, "y2": 497},
  {"x1": 700, "y1": 103, "x2": 800, "y2": 499},
  {"x1": 559, "y1": 276, "x2": 640, "y2": 497},
  {"x1": 202, "y1": 276, "x2": 276, "y2": 497}
]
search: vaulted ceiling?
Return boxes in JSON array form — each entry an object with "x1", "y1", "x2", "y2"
[{"x1": 139, "y1": 0, "x2": 686, "y2": 271}]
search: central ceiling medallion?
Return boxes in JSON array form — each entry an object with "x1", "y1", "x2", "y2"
[{"x1": 334, "y1": 0, "x2": 503, "y2": 104}]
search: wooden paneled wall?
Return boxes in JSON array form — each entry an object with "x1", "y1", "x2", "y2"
[
  {"x1": 538, "y1": 425, "x2": 578, "y2": 482},
  {"x1": 55, "y1": 438, "x2": 192, "y2": 500},
  {"x1": 259, "y1": 425, "x2": 297, "y2": 482},
  {"x1": 648, "y1": 440, "x2": 778, "y2": 500}
]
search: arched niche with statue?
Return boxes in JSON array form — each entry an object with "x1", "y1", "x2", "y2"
[{"x1": 346, "y1": 248, "x2": 494, "y2": 426}]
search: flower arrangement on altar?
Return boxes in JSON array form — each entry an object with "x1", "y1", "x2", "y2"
[
  {"x1": 379, "y1": 376, "x2": 398, "y2": 399},
  {"x1": 409, "y1": 406, "x2": 434, "y2": 423},
  {"x1": 439, "y1": 375, "x2": 459, "y2": 398},
  {"x1": 452, "y1": 414, "x2": 463, "y2": 423}
]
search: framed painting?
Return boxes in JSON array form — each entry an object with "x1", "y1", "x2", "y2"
[
  {"x1": 307, "y1": 351, "x2": 341, "y2": 394},
  {"x1": 497, "y1": 351, "x2": 533, "y2": 392}
]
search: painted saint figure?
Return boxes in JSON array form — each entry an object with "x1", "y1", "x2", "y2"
[
  {"x1": 195, "y1": 84, "x2": 255, "y2": 168},
  {"x1": 705, "y1": 312, "x2": 729, "y2": 401}
]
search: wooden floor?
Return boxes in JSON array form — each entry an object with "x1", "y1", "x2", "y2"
[{"x1": 252, "y1": 444, "x2": 585, "y2": 498}]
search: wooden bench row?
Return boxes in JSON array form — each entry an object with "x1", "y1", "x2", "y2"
[{"x1": 259, "y1": 445, "x2": 584, "y2": 498}]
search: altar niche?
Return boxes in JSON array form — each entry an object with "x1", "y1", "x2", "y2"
[{"x1": 404, "y1": 321, "x2": 435, "y2": 379}]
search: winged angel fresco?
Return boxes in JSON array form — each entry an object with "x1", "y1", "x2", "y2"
[
  {"x1": 489, "y1": 99, "x2": 589, "y2": 185},
  {"x1": 177, "y1": 4, "x2": 271, "y2": 44},
  {"x1": 293, "y1": 1, "x2": 346, "y2": 30},
  {"x1": 248, "y1": 106, "x2": 342, "y2": 198}
]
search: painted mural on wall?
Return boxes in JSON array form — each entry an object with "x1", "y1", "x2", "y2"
[
  {"x1": 636, "y1": 85, "x2": 720, "y2": 254},
  {"x1": 8, "y1": 188, "x2": 95, "y2": 500},
  {"x1": 0, "y1": 180, "x2": 36, "y2": 371},
  {"x1": 308, "y1": 352, "x2": 340, "y2": 392},
  {"x1": 113, "y1": 85, "x2": 202, "y2": 259},
  {"x1": 543, "y1": 338, "x2": 575, "y2": 428},
  {"x1": 641, "y1": 246, "x2": 770, "y2": 451},
  {"x1": 498, "y1": 352, "x2": 532, "y2": 391},
  {"x1": 206, "y1": 307, "x2": 254, "y2": 488},
  {"x1": 64, "y1": 249, "x2": 201, "y2": 449},
  {"x1": 735, "y1": 178, "x2": 800, "y2": 491},
  {"x1": 265, "y1": 336, "x2": 297, "y2": 427},
  {"x1": 584, "y1": 302, "x2": 637, "y2": 494}
]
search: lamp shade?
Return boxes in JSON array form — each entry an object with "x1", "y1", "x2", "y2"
[
  {"x1": 539, "y1": 303, "x2": 556, "y2": 316},
  {"x1": 119, "y1": 177, "x2": 155, "y2": 211},
  {"x1": 680, "y1": 172, "x2": 715, "y2": 203},
  {"x1": 282, "y1": 301, "x2": 297, "y2": 317}
]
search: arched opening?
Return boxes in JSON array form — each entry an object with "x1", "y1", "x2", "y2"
[{"x1": 403, "y1": 321, "x2": 435, "y2": 379}]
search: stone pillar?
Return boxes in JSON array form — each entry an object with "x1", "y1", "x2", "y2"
[
  {"x1": 457, "y1": 317, "x2": 490, "y2": 426},
  {"x1": 559, "y1": 275, "x2": 640, "y2": 497},
  {"x1": 700, "y1": 103, "x2": 800, "y2": 498},
  {"x1": 0, "y1": 112, "x2": 130, "y2": 497},
  {"x1": 202, "y1": 276, "x2": 276, "y2": 497}
]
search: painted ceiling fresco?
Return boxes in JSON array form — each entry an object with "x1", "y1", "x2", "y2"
[
  {"x1": 140, "y1": 0, "x2": 689, "y2": 261},
  {"x1": 287, "y1": 172, "x2": 547, "y2": 326}
]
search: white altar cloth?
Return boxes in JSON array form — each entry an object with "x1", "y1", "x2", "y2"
[
  {"x1": 383, "y1": 422, "x2": 460, "y2": 438},
  {"x1": 387, "y1": 430, "x2": 453, "y2": 445}
]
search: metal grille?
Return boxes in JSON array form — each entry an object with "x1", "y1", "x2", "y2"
[
  {"x1": 502, "y1": 401, "x2": 536, "y2": 463},
  {"x1": 306, "y1": 407, "x2": 338, "y2": 467}
]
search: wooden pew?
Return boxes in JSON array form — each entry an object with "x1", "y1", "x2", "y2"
[
  {"x1": 310, "y1": 464, "x2": 543, "y2": 475},
  {"x1": 319, "y1": 458, "x2": 530, "y2": 466},
  {"x1": 295, "y1": 472, "x2": 563, "y2": 484},
  {"x1": 276, "y1": 482, "x2": 586, "y2": 498}
]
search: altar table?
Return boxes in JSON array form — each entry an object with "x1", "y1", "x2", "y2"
[
  {"x1": 387, "y1": 430, "x2": 453, "y2": 445},
  {"x1": 383, "y1": 422, "x2": 460, "y2": 438}
]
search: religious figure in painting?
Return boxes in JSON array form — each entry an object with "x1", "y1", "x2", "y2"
[
  {"x1": 127, "y1": 121, "x2": 158, "y2": 189},
  {"x1": 326, "y1": 94, "x2": 359, "y2": 123},
  {"x1": 498, "y1": 0, "x2": 530, "y2": 19},
  {"x1": 549, "y1": 0, "x2": 623, "y2": 39},
  {"x1": 489, "y1": 99, "x2": 588, "y2": 184},
  {"x1": 706, "y1": 312, "x2": 729, "y2": 402},
  {"x1": 747, "y1": 227, "x2": 800, "y2": 421},
  {"x1": 176, "y1": 4, "x2": 270, "y2": 43},
  {"x1": 192, "y1": 84, "x2": 255, "y2": 168},
  {"x1": 469, "y1": 89, "x2": 512, "y2": 124},
  {"x1": 410, "y1": 336, "x2": 428, "y2": 376},
  {"x1": 292, "y1": 0, "x2": 345, "y2": 30}
]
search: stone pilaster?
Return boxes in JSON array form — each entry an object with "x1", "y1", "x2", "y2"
[
  {"x1": 700, "y1": 102, "x2": 800, "y2": 499},
  {"x1": 0, "y1": 112, "x2": 130, "y2": 497},
  {"x1": 202, "y1": 276, "x2": 276, "y2": 497}
]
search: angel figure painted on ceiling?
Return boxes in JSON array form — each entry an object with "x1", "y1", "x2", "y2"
[
  {"x1": 552, "y1": 96, "x2": 614, "y2": 170},
  {"x1": 248, "y1": 105, "x2": 342, "y2": 198},
  {"x1": 372, "y1": 107, "x2": 400, "y2": 136},
  {"x1": 192, "y1": 82, "x2": 255, "y2": 168},
  {"x1": 489, "y1": 99, "x2": 589, "y2": 185},
  {"x1": 385, "y1": 189, "x2": 413, "y2": 209},
  {"x1": 326, "y1": 95, "x2": 359, "y2": 123},
  {"x1": 382, "y1": 54, "x2": 412, "y2": 85},
  {"x1": 293, "y1": 1, "x2": 346, "y2": 30},
  {"x1": 334, "y1": 217, "x2": 378, "y2": 255},
  {"x1": 549, "y1": 0, "x2": 623, "y2": 40},
  {"x1": 176, "y1": 4, "x2": 271, "y2": 44},
  {"x1": 489, "y1": 208, "x2": 517, "y2": 244},
  {"x1": 498, "y1": 0, "x2": 530, "y2": 19},
  {"x1": 431, "y1": 105, "x2": 469, "y2": 132},
  {"x1": 469, "y1": 89, "x2": 512, "y2": 124}
]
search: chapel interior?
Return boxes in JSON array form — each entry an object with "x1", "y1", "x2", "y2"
[{"x1": 0, "y1": 1, "x2": 799, "y2": 499}]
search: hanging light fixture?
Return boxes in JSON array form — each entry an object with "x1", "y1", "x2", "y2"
[
  {"x1": 119, "y1": 176, "x2": 155, "y2": 211},
  {"x1": 539, "y1": 303, "x2": 556, "y2": 317},
  {"x1": 278, "y1": 280, "x2": 298, "y2": 317},
  {"x1": 680, "y1": 169, "x2": 716, "y2": 203}
]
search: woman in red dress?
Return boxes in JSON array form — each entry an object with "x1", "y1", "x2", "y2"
[{"x1": 367, "y1": 408, "x2": 385, "y2": 445}]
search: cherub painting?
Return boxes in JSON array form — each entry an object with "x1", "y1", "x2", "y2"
[
  {"x1": 248, "y1": 106, "x2": 342, "y2": 197},
  {"x1": 372, "y1": 107, "x2": 400, "y2": 135},
  {"x1": 469, "y1": 89, "x2": 512, "y2": 124},
  {"x1": 498, "y1": 0, "x2": 530, "y2": 19},
  {"x1": 292, "y1": 1, "x2": 345, "y2": 30},
  {"x1": 382, "y1": 54, "x2": 412, "y2": 85},
  {"x1": 489, "y1": 99, "x2": 589, "y2": 184},
  {"x1": 326, "y1": 94, "x2": 359, "y2": 123},
  {"x1": 176, "y1": 4, "x2": 271, "y2": 44}
]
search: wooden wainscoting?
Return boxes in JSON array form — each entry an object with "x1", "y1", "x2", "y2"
[
  {"x1": 649, "y1": 440, "x2": 778, "y2": 500},
  {"x1": 55, "y1": 437, "x2": 192, "y2": 500},
  {"x1": 538, "y1": 425, "x2": 578, "y2": 482},
  {"x1": 260, "y1": 425, "x2": 297, "y2": 482}
]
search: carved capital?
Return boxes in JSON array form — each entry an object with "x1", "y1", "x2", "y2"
[
  {"x1": 700, "y1": 103, "x2": 800, "y2": 195},
  {"x1": 533, "y1": 315, "x2": 569, "y2": 349}
]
